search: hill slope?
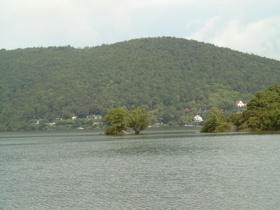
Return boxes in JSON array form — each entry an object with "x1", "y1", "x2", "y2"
[{"x1": 1, "y1": 37, "x2": 280, "y2": 130}]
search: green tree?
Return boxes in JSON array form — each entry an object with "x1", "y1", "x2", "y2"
[
  {"x1": 127, "y1": 108, "x2": 149, "y2": 134},
  {"x1": 200, "y1": 107, "x2": 229, "y2": 133},
  {"x1": 237, "y1": 85, "x2": 280, "y2": 131},
  {"x1": 104, "y1": 107, "x2": 127, "y2": 135}
]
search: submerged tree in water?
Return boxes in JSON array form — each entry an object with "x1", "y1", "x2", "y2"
[
  {"x1": 104, "y1": 107, "x2": 149, "y2": 135},
  {"x1": 127, "y1": 108, "x2": 149, "y2": 134},
  {"x1": 104, "y1": 107, "x2": 127, "y2": 135}
]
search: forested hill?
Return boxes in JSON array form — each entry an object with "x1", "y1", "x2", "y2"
[{"x1": 1, "y1": 37, "x2": 280, "y2": 130}]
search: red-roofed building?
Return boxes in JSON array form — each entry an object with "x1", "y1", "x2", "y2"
[{"x1": 236, "y1": 100, "x2": 246, "y2": 107}]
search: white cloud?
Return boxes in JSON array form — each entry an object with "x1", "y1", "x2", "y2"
[
  {"x1": 213, "y1": 17, "x2": 280, "y2": 55},
  {"x1": 185, "y1": 17, "x2": 220, "y2": 41},
  {"x1": 184, "y1": 0, "x2": 280, "y2": 60},
  {"x1": 1, "y1": 0, "x2": 280, "y2": 60},
  {"x1": 187, "y1": 16, "x2": 280, "y2": 60}
]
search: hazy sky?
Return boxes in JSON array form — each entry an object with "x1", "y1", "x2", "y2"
[{"x1": 1, "y1": 0, "x2": 280, "y2": 60}]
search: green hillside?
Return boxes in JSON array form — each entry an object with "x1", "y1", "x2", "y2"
[{"x1": 1, "y1": 37, "x2": 280, "y2": 131}]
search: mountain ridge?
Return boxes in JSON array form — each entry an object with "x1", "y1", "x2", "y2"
[{"x1": 1, "y1": 37, "x2": 280, "y2": 130}]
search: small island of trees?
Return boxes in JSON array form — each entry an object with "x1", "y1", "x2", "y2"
[{"x1": 104, "y1": 107, "x2": 149, "y2": 135}]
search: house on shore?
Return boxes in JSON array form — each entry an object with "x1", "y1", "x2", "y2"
[
  {"x1": 236, "y1": 100, "x2": 247, "y2": 108},
  {"x1": 194, "y1": 115, "x2": 203, "y2": 122}
]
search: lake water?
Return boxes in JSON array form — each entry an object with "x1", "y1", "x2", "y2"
[{"x1": 1, "y1": 127, "x2": 280, "y2": 210}]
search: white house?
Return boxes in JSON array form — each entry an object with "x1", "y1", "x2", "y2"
[
  {"x1": 87, "y1": 114, "x2": 102, "y2": 119},
  {"x1": 194, "y1": 115, "x2": 203, "y2": 122},
  {"x1": 93, "y1": 115, "x2": 102, "y2": 119},
  {"x1": 236, "y1": 100, "x2": 246, "y2": 107}
]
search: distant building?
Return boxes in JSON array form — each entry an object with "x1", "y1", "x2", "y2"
[
  {"x1": 183, "y1": 108, "x2": 191, "y2": 113},
  {"x1": 93, "y1": 115, "x2": 102, "y2": 119},
  {"x1": 72, "y1": 116, "x2": 77, "y2": 120},
  {"x1": 92, "y1": 122, "x2": 103, "y2": 125},
  {"x1": 87, "y1": 114, "x2": 102, "y2": 119},
  {"x1": 220, "y1": 109, "x2": 225, "y2": 114},
  {"x1": 194, "y1": 115, "x2": 203, "y2": 122},
  {"x1": 47, "y1": 122, "x2": 56, "y2": 126},
  {"x1": 236, "y1": 100, "x2": 246, "y2": 107},
  {"x1": 198, "y1": 108, "x2": 207, "y2": 113}
]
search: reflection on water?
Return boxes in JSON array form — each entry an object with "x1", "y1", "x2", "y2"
[{"x1": 1, "y1": 127, "x2": 280, "y2": 209}]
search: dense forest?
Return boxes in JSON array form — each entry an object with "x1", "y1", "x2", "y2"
[{"x1": 1, "y1": 37, "x2": 280, "y2": 131}]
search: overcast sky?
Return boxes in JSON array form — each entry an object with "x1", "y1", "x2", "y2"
[{"x1": 1, "y1": 0, "x2": 280, "y2": 60}]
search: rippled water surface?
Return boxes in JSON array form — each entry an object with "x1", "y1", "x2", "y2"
[{"x1": 1, "y1": 128, "x2": 280, "y2": 209}]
